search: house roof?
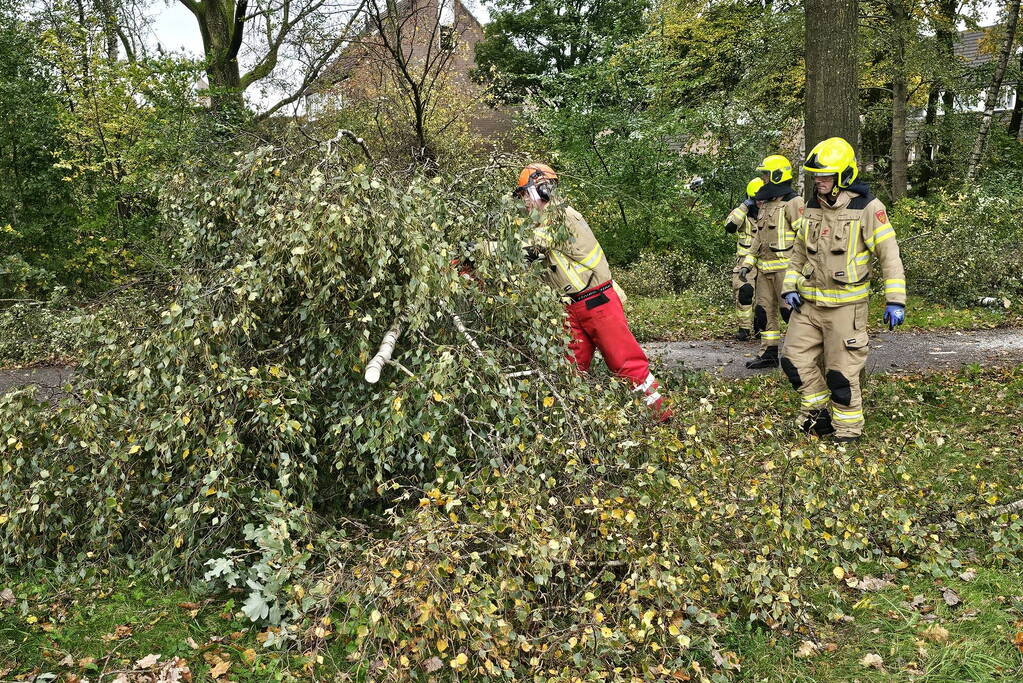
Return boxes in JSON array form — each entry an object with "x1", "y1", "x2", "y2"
[{"x1": 954, "y1": 28, "x2": 990, "y2": 67}]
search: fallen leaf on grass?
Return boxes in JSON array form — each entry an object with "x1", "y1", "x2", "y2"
[
  {"x1": 860, "y1": 653, "x2": 884, "y2": 670},
  {"x1": 136, "y1": 654, "x2": 161, "y2": 668},
  {"x1": 1013, "y1": 631, "x2": 1023, "y2": 654},
  {"x1": 185, "y1": 637, "x2": 200, "y2": 650},
  {"x1": 101, "y1": 624, "x2": 133, "y2": 641},
  {"x1": 795, "y1": 640, "x2": 818, "y2": 658},
  {"x1": 920, "y1": 624, "x2": 950, "y2": 643},
  {"x1": 958, "y1": 569, "x2": 977, "y2": 582},
  {"x1": 0, "y1": 588, "x2": 15, "y2": 607},
  {"x1": 78, "y1": 657, "x2": 96, "y2": 668},
  {"x1": 209, "y1": 658, "x2": 231, "y2": 679},
  {"x1": 177, "y1": 602, "x2": 200, "y2": 610},
  {"x1": 942, "y1": 588, "x2": 961, "y2": 607},
  {"x1": 58, "y1": 654, "x2": 74, "y2": 667},
  {"x1": 958, "y1": 609, "x2": 980, "y2": 621},
  {"x1": 423, "y1": 656, "x2": 443, "y2": 673},
  {"x1": 855, "y1": 576, "x2": 895, "y2": 592}
]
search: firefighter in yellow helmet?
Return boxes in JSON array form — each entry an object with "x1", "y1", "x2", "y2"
[
  {"x1": 513, "y1": 163, "x2": 670, "y2": 421},
  {"x1": 738, "y1": 154, "x2": 804, "y2": 368},
  {"x1": 723, "y1": 178, "x2": 765, "y2": 341},
  {"x1": 780, "y1": 137, "x2": 906, "y2": 442}
]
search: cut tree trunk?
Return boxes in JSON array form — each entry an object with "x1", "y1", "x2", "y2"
[
  {"x1": 805, "y1": 0, "x2": 860, "y2": 155},
  {"x1": 967, "y1": 0, "x2": 1022, "y2": 180},
  {"x1": 1009, "y1": 50, "x2": 1023, "y2": 137}
]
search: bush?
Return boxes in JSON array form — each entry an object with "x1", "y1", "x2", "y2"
[
  {"x1": 2, "y1": 145, "x2": 1019, "y2": 679},
  {"x1": 892, "y1": 189, "x2": 1023, "y2": 305},
  {"x1": 615, "y1": 251, "x2": 732, "y2": 300}
]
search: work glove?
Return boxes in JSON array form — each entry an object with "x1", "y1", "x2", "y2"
[
  {"x1": 783, "y1": 291, "x2": 802, "y2": 314},
  {"x1": 738, "y1": 266, "x2": 751, "y2": 282},
  {"x1": 742, "y1": 197, "x2": 756, "y2": 210},
  {"x1": 883, "y1": 303, "x2": 905, "y2": 330},
  {"x1": 724, "y1": 220, "x2": 738, "y2": 233}
]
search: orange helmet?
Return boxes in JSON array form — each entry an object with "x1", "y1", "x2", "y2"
[{"x1": 513, "y1": 163, "x2": 558, "y2": 198}]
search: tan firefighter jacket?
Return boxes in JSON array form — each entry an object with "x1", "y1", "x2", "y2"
[
  {"x1": 742, "y1": 193, "x2": 805, "y2": 273},
  {"x1": 725, "y1": 204, "x2": 755, "y2": 259},
  {"x1": 525, "y1": 203, "x2": 612, "y2": 296},
  {"x1": 782, "y1": 186, "x2": 906, "y2": 307}
]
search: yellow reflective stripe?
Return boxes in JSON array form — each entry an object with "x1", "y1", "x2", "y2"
[
  {"x1": 758, "y1": 257, "x2": 790, "y2": 270},
  {"x1": 885, "y1": 278, "x2": 906, "y2": 295},
  {"x1": 854, "y1": 250, "x2": 870, "y2": 265},
  {"x1": 762, "y1": 331, "x2": 781, "y2": 341},
  {"x1": 871, "y1": 224, "x2": 895, "y2": 248},
  {"x1": 575, "y1": 244, "x2": 604, "y2": 270},
  {"x1": 728, "y1": 208, "x2": 746, "y2": 224},
  {"x1": 798, "y1": 282, "x2": 871, "y2": 304},
  {"x1": 845, "y1": 221, "x2": 860, "y2": 281},
  {"x1": 551, "y1": 250, "x2": 585, "y2": 289},
  {"x1": 801, "y1": 391, "x2": 829, "y2": 406},
  {"x1": 832, "y1": 408, "x2": 863, "y2": 422}
]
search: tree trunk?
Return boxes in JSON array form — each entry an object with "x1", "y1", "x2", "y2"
[
  {"x1": 967, "y1": 0, "x2": 1021, "y2": 180},
  {"x1": 891, "y1": 1, "x2": 910, "y2": 200},
  {"x1": 805, "y1": 0, "x2": 860, "y2": 155},
  {"x1": 183, "y1": 0, "x2": 247, "y2": 115},
  {"x1": 93, "y1": 0, "x2": 120, "y2": 60},
  {"x1": 1009, "y1": 50, "x2": 1023, "y2": 137}
]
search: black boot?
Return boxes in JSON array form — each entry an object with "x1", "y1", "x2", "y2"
[
  {"x1": 801, "y1": 409, "x2": 835, "y2": 437},
  {"x1": 833, "y1": 434, "x2": 862, "y2": 443},
  {"x1": 745, "y1": 346, "x2": 779, "y2": 369},
  {"x1": 735, "y1": 328, "x2": 751, "y2": 342}
]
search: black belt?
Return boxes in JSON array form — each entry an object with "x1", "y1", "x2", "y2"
[{"x1": 568, "y1": 281, "x2": 613, "y2": 303}]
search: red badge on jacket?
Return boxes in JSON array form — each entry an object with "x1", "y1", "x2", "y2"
[{"x1": 875, "y1": 209, "x2": 888, "y2": 224}]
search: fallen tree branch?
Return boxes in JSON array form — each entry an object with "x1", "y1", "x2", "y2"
[{"x1": 365, "y1": 318, "x2": 402, "y2": 384}]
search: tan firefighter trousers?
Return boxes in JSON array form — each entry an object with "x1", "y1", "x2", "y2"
[
  {"x1": 754, "y1": 270, "x2": 790, "y2": 352},
  {"x1": 781, "y1": 301, "x2": 869, "y2": 437},
  {"x1": 732, "y1": 259, "x2": 756, "y2": 331}
]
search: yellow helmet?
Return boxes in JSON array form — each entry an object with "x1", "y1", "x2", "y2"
[
  {"x1": 756, "y1": 155, "x2": 793, "y2": 184},
  {"x1": 803, "y1": 137, "x2": 858, "y2": 188},
  {"x1": 746, "y1": 178, "x2": 765, "y2": 199}
]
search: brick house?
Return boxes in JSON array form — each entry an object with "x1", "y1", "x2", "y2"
[{"x1": 304, "y1": 0, "x2": 515, "y2": 151}]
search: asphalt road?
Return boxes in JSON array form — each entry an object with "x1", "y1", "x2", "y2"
[{"x1": 644, "y1": 328, "x2": 1023, "y2": 378}]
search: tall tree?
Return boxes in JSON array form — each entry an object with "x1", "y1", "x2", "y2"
[
  {"x1": 967, "y1": 0, "x2": 1021, "y2": 179},
  {"x1": 805, "y1": 0, "x2": 860, "y2": 154},
  {"x1": 177, "y1": 0, "x2": 365, "y2": 116},
  {"x1": 473, "y1": 0, "x2": 650, "y2": 101}
]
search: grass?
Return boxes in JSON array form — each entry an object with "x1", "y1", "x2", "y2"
[
  {"x1": 0, "y1": 573, "x2": 359, "y2": 681},
  {"x1": 627, "y1": 293, "x2": 1023, "y2": 343},
  {"x1": 3, "y1": 365, "x2": 1022, "y2": 681}
]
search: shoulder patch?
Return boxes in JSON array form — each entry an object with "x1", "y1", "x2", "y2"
[{"x1": 875, "y1": 209, "x2": 888, "y2": 224}]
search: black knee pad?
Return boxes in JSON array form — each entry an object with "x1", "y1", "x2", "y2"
[
  {"x1": 738, "y1": 283, "x2": 754, "y2": 306},
  {"x1": 826, "y1": 369, "x2": 852, "y2": 406},
  {"x1": 780, "y1": 356, "x2": 802, "y2": 389},
  {"x1": 753, "y1": 305, "x2": 767, "y2": 333},
  {"x1": 781, "y1": 306, "x2": 792, "y2": 324}
]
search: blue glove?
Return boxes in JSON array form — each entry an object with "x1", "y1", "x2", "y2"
[
  {"x1": 742, "y1": 198, "x2": 756, "y2": 210},
  {"x1": 783, "y1": 291, "x2": 802, "y2": 313},
  {"x1": 883, "y1": 303, "x2": 905, "y2": 330}
]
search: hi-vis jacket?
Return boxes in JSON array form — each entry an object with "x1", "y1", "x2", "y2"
[
  {"x1": 527, "y1": 204, "x2": 612, "y2": 295},
  {"x1": 742, "y1": 193, "x2": 805, "y2": 273},
  {"x1": 725, "y1": 204, "x2": 756, "y2": 259},
  {"x1": 782, "y1": 183, "x2": 906, "y2": 307}
]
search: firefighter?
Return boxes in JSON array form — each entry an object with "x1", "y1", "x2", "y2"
[
  {"x1": 780, "y1": 137, "x2": 906, "y2": 442},
  {"x1": 513, "y1": 163, "x2": 669, "y2": 420},
  {"x1": 738, "y1": 155, "x2": 804, "y2": 368},
  {"x1": 723, "y1": 178, "x2": 765, "y2": 341}
]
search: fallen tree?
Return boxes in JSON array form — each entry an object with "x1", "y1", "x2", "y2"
[{"x1": 1, "y1": 143, "x2": 1020, "y2": 679}]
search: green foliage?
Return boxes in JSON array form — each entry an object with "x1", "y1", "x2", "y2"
[
  {"x1": 1, "y1": 145, "x2": 1020, "y2": 680},
  {"x1": 893, "y1": 188, "x2": 1023, "y2": 305},
  {"x1": 0, "y1": 3, "x2": 209, "y2": 299},
  {"x1": 473, "y1": 0, "x2": 650, "y2": 101}
]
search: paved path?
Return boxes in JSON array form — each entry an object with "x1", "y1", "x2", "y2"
[
  {"x1": 0, "y1": 366, "x2": 74, "y2": 401},
  {"x1": 645, "y1": 328, "x2": 1023, "y2": 378},
  {"x1": 3, "y1": 329, "x2": 1023, "y2": 396}
]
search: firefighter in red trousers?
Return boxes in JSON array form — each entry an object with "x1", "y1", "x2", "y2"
[{"x1": 514, "y1": 163, "x2": 669, "y2": 420}]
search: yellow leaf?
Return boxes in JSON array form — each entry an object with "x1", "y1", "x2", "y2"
[
  {"x1": 433, "y1": 392, "x2": 443, "y2": 401},
  {"x1": 436, "y1": 638, "x2": 448, "y2": 653},
  {"x1": 833, "y1": 566, "x2": 846, "y2": 580},
  {"x1": 0, "y1": 514, "x2": 7, "y2": 525},
  {"x1": 181, "y1": 414, "x2": 191, "y2": 426},
  {"x1": 129, "y1": 445, "x2": 141, "y2": 455},
  {"x1": 449, "y1": 652, "x2": 468, "y2": 668},
  {"x1": 422, "y1": 432, "x2": 433, "y2": 444},
  {"x1": 686, "y1": 425, "x2": 697, "y2": 436},
  {"x1": 543, "y1": 396, "x2": 555, "y2": 408}
]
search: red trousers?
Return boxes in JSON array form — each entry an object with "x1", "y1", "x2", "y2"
[{"x1": 565, "y1": 282, "x2": 666, "y2": 417}]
